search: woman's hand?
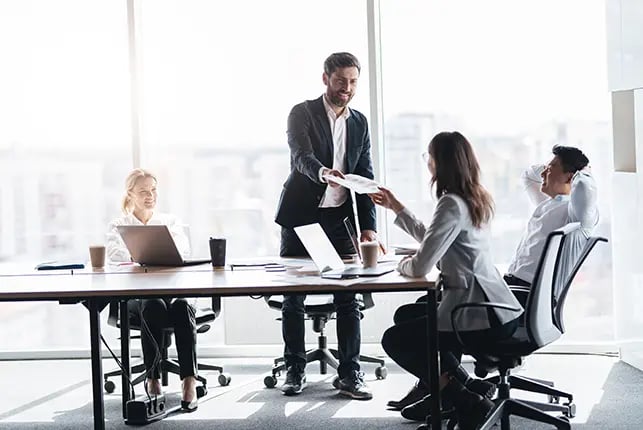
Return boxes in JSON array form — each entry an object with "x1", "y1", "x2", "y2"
[{"x1": 369, "y1": 186, "x2": 405, "y2": 214}]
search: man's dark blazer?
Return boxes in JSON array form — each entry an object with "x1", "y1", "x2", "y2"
[{"x1": 275, "y1": 96, "x2": 377, "y2": 232}]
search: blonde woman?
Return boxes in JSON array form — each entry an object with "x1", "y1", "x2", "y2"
[{"x1": 106, "y1": 168, "x2": 199, "y2": 411}]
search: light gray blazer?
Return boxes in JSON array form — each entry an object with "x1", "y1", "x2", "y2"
[{"x1": 395, "y1": 194, "x2": 523, "y2": 332}]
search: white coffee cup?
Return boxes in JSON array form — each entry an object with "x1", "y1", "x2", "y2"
[{"x1": 359, "y1": 241, "x2": 379, "y2": 268}]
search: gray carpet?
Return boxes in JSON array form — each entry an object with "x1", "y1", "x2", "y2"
[{"x1": 0, "y1": 356, "x2": 642, "y2": 429}]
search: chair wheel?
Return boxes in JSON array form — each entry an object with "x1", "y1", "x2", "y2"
[
  {"x1": 549, "y1": 395, "x2": 560, "y2": 404},
  {"x1": 196, "y1": 385, "x2": 208, "y2": 398},
  {"x1": 563, "y1": 402, "x2": 576, "y2": 418},
  {"x1": 104, "y1": 380, "x2": 116, "y2": 394},
  {"x1": 218, "y1": 373, "x2": 232, "y2": 386},
  {"x1": 375, "y1": 366, "x2": 387, "y2": 380},
  {"x1": 557, "y1": 414, "x2": 571, "y2": 428},
  {"x1": 446, "y1": 417, "x2": 458, "y2": 429},
  {"x1": 264, "y1": 375, "x2": 278, "y2": 388}
]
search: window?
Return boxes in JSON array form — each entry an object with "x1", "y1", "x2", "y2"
[
  {"x1": 136, "y1": 0, "x2": 371, "y2": 345},
  {"x1": 380, "y1": 0, "x2": 613, "y2": 342},
  {"x1": 0, "y1": 0, "x2": 130, "y2": 351}
]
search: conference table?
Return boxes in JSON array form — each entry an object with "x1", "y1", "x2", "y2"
[{"x1": 0, "y1": 262, "x2": 441, "y2": 430}]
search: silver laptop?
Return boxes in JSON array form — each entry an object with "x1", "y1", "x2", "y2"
[
  {"x1": 117, "y1": 225, "x2": 210, "y2": 267},
  {"x1": 293, "y1": 223, "x2": 395, "y2": 279}
]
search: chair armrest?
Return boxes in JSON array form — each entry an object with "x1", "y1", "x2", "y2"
[{"x1": 450, "y1": 302, "x2": 522, "y2": 349}]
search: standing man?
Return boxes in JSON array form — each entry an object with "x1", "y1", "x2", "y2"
[{"x1": 274, "y1": 52, "x2": 380, "y2": 400}]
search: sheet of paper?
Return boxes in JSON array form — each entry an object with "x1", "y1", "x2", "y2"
[{"x1": 322, "y1": 174, "x2": 380, "y2": 194}]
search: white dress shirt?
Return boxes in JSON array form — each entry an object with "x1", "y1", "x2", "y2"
[
  {"x1": 395, "y1": 194, "x2": 523, "y2": 332},
  {"x1": 318, "y1": 95, "x2": 349, "y2": 208},
  {"x1": 507, "y1": 165, "x2": 599, "y2": 283},
  {"x1": 106, "y1": 212, "x2": 190, "y2": 262}
]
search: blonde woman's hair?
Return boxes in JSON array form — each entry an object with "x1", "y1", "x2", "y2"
[{"x1": 121, "y1": 168, "x2": 157, "y2": 214}]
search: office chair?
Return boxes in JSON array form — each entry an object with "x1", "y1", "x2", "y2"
[
  {"x1": 447, "y1": 223, "x2": 607, "y2": 430},
  {"x1": 263, "y1": 293, "x2": 387, "y2": 388},
  {"x1": 103, "y1": 296, "x2": 231, "y2": 396}
]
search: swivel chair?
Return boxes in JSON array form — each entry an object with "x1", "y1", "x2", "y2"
[
  {"x1": 103, "y1": 296, "x2": 231, "y2": 397},
  {"x1": 263, "y1": 293, "x2": 387, "y2": 388},
  {"x1": 448, "y1": 223, "x2": 607, "y2": 429}
]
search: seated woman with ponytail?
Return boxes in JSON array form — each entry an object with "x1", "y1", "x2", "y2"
[{"x1": 106, "y1": 168, "x2": 200, "y2": 412}]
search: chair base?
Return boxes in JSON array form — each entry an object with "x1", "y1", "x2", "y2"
[
  {"x1": 104, "y1": 358, "x2": 229, "y2": 394},
  {"x1": 484, "y1": 374, "x2": 575, "y2": 416},
  {"x1": 476, "y1": 398, "x2": 571, "y2": 430},
  {"x1": 264, "y1": 333, "x2": 386, "y2": 388}
]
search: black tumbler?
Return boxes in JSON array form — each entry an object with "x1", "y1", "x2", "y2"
[{"x1": 209, "y1": 237, "x2": 226, "y2": 268}]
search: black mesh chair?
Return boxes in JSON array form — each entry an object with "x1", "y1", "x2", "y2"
[
  {"x1": 262, "y1": 293, "x2": 387, "y2": 388},
  {"x1": 448, "y1": 223, "x2": 607, "y2": 429},
  {"x1": 103, "y1": 296, "x2": 231, "y2": 396}
]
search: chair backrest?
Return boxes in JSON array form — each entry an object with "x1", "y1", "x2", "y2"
[
  {"x1": 525, "y1": 224, "x2": 570, "y2": 347},
  {"x1": 553, "y1": 234, "x2": 607, "y2": 332},
  {"x1": 525, "y1": 222, "x2": 608, "y2": 347}
]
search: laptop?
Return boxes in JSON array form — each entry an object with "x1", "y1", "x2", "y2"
[
  {"x1": 293, "y1": 223, "x2": 395, "y2": 279},
  {"x1": 117, "y1": 225, "x2": 211, "y2": 267}
]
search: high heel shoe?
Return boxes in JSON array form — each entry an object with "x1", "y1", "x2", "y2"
[
  {"x1": 181, "y1": 398, "x2": 198, "y2": 412},
  {"x1": 181, "y1": 376, "x2": 198, "y2": 412}
]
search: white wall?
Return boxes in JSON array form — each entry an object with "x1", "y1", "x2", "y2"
[{"x1": 606, "y1": 0, "x2": 643, "y2": 370}]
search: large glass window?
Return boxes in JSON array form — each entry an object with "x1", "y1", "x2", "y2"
[
  {"x1": 136, "y1": 0, "x2": 371, "y2": 345},
  {"x1": 380, "y1": 0, "x2": 613, "y2": 343},
  {"x1": 0, "y1": 0, "x2": 131, "y2": 351}
]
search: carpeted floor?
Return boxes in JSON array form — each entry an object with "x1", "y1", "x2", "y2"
[{"x1": 0, "y1": 354, "x2": 641, "y2": 429}]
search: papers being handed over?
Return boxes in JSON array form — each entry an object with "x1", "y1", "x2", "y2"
[{"x1": 322, "y1": 174, "x2": 380, "y2": 194}]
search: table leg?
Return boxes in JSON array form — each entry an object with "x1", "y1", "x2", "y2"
[
  {"x1": 426, "y1": 288, "x2": 441, "y2": 429},
  {"x1": 120, "y1": 300, "x2": 131, "y2": 418},
  {"x1": 88, "y1": 299, "x2": 105, "y2": 430}
]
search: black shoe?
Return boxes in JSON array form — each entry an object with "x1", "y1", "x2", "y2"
[
  {"x1": 400, "y1": 394, "x2": 455, "y2": 422},
  {"x1": 180, "y1": 399, "x2": 198, "y2": 412},
  {"x1": 452, "y1": 389, "x2": 494, "y2": 430},
  {"x1": 466, "y1": 378, "x2": 496, "y2": 399},
  {"x1": 387, "y1": 379, "x2": 430, "y2": 410},
  {"x1": 444, "y1": 378, "x2": 494, "y2": 430},
  {"x1": 337, "y1": 371, "x2": 372, "y2": 400},
  {"x1": 401, "y1": 379, "x2": 494, "y2": 422},
  {"x1": 280, "y1": 366, "x2": 306, "y2": 396}
]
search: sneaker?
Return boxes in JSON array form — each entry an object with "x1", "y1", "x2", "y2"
[
  {"x1": 280, "y1": 366, "x2": 306, "y2": 396},
  {"x1": 331, "y1": 375, "x2": 343, "y2": 390},
  {"x1": 337, "y1": 371, "x2": 373, "y2": 400}
]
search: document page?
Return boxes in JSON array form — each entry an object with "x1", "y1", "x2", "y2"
[{"x1": 322, "y1": 174, "x2": 380, "y2": 194}]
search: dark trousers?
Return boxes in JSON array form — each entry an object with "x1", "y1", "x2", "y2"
[
  {"x1": 128, "y1": 298, "x2": 197, "y2": 380},
  {"x1": 282, "y1": 292, "x2": 361, "y2": 378},
  {"x1": 381, "y1": 300, "x2": 519, "y2": 384},
  {"x1": 280, "y1": 200, "x2": 360, "y2": 378},
  {"x1": 280, "y1": 200, "x2": 356, "y2": 258}
]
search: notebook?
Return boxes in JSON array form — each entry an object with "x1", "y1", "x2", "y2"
[
  {"x1": 116, "y1": 225, "x2": 210, "y2": 267},
  {"x1": 293, "y1": 223, "x2": 395, "y2": 279}
]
